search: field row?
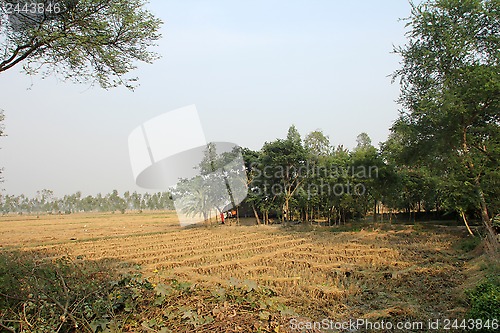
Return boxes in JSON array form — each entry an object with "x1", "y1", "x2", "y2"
[
  {"x1": 1, "y1": 212, "x2": 468, "y2": 320},
  {"x1": 30, "y1": 226, "x2": 415, "y2": 317}
]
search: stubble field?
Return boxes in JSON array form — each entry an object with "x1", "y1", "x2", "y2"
[{"x1": 0, "y1": 212, "x2": 479, "y2": 330}]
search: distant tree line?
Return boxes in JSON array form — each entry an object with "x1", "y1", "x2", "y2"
[{"x1": 0, "y1": 190, "x2": 174, "y2": 215}]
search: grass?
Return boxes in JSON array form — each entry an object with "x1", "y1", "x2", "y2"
[
  {"x1": 462, "y1": 257, "x2": 500, "y2": 333},
  {"x1": 0, "y1": 250, "x2": 294, "y2": 332},
  {"x1": 456, "y1": 235, "x2": 482, "y2": 253},
  {"x1": 0, "y1": 212, "x2": 498, "y2": 332}
]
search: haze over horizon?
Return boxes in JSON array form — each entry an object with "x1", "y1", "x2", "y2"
[{"x1": 0, "y1": 1, "x2": 415, "y2": 197}]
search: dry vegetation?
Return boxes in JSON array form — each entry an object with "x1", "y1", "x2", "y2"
[
  {"x1": 0, "y1": 212, "x2": 177, "y2": 248},
  {"x1": 0, "y1": 212, "x2": 484, "y2": 331}
]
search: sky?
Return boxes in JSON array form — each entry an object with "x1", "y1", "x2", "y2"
[{"x1": 0, "y1": 1, "x2": 413, "y2": 197}]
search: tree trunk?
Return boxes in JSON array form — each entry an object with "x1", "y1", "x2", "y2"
[
  {"x1": 463, "y1": 131, "x2": 498, "y2": 253},
  {"x1": 327, "y1": 206, "x2": 332, "y2": 226},
  {"x1": 460, "y1": 210, "x2": 474, "y2": 236},
  {"x1": 476, "y1": 182, "x2": 499, "y2": 253},
  {"x1": 236, "y1": 206, "x2": 240, "y2": 226},
  {"x1": 284, "y1": 199, "x2": 289, "y2": 222},
  {"x1": 252, "y1": 204, "x2": 261, "y2": 225}
]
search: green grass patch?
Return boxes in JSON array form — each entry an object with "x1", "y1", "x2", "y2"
[
  {"x1": 466, "y1": 274, "x2": 500, "y2": 332},
  {"x1": 329, "y1": 223, "x2": 364, "y2": 233},
  {"x1": 457, "y1": 236, "x2": 482, "y2": 253}
]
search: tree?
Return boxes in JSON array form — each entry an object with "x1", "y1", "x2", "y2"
[
  {"x1": 0, "y1": 0, "x2": 162, "y2": 89},
  {"x1": 355, "y1": 132, "x2": 372, "y2": 151},
  {"x1": 352, "y1": 133, "x2": 386, "y2": 221},
  {"x1": 260, "y1": 126, "x2": 307, "y2": 222},
  {"x1": 174, "y1": 176, "x2": 211, "y2": 223},
  {"x1": 304, "y1": 130, "x2": 331, "y2": 158},
  {"x1": 241, "y1": 148, "x2": 263, "y2": 224},
  {"x1": 391, "y1": 0, "x2": 499, "y2": 250},
  {"x1": 171, "y1": 143, "x2": 245, "y2": 225}
]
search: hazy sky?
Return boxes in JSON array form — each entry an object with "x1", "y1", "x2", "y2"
[{"x1": 0, "y1": 1, "x2": 414, "y2": 197}]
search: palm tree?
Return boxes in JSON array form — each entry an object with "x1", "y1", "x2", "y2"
[{"x1": 175, "y1": 176, "x2": 211, "y2": 223}]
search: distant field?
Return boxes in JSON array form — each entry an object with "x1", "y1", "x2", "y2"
[
  {"x1": 0, "y1": 212, "x2": 474, "y2": 321},
  {"x1": 0, "y1": 211, "x2": 179, "y2": 248}
]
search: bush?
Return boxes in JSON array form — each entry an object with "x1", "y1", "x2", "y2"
[
  {"x1": 492, "y1": 215, "x2": 500, "y2": 233},
  {"x1": 0, "y1": 251, "x2": 160, "y2": 332},
  {"x1": 458, "y1": 236, "x2": 482, "y2": 253},
  {"x1": 0, "y1": 250, "x2": 130, "y2": 332},
  {"x1": 466, "y1": 276, "x2": 500, "y2": 332},
  {"x1": 0, "y1": 251, "x2": 291, "y2": 332}
]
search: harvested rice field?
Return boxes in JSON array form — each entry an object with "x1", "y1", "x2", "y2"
[{"x1": 0, "y1": 212, "x2": 489, "y2": 332}]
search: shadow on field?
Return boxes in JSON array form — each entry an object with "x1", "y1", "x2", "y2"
[
  {"x1": 0, "y1": 249, "x2": 134, "y2": 332},
  {"x1": 0, "y1": 250, "x2": 310, "y2": 333}
]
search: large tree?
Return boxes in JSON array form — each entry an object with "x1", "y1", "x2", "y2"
[
  {"x1": 241, "y1": 147, "x2": 264, "y2": 224},
  {"x1": 391, "y1": 0, "x2": 499, "y2": 250},
  {"x1": 0, "y1": 0, "x2": 162, "y2": 89},
  {"x1": 258, "y1": 126, "x2": 307, "y2": 223}
]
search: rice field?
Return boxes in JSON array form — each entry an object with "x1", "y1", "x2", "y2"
[{"x1": 0, "y1": 212, "x2": 472, "y2": 321}]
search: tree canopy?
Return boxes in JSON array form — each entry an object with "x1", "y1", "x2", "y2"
[
  {"x1": 389, "y1": 0, "x2": 500, "y2": 249},
  {"x1": 0, "y1": 0, "x2": 162, "y2": 89}
]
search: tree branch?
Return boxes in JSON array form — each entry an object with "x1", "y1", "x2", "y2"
[{"x1": 0, "y1": 40, "x2": 44, "y2": 72}]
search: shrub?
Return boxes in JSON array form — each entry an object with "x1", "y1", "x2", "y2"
[
  {"x1": 0, "y1": 251, "x2": 124, "y2": 332},
  {"x1": 466, "y1": 276, "x2": 500, "y2": 332},
  {"x1": 458, "y1": 236, "x2": 482, "y2": 253},
  {"x1": 0, "y1": 251, "x2": 291, "y2": 332}
]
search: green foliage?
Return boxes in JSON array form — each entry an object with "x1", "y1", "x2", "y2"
[
  {"x1": 328, "y1": 224, "x2": 363, "y2": 233},
  {"x1": 0, "y1": 251, "x2": 292, "y2": 332},
  {"x1": 355, "y1": 132, "x2": 372, "y2": 151},
  {"x1": 241, "y1": 128, "x2": 401, "y2": 225},
  {"x1": 257, "y1": 126, "x2": 307, "y2": 223},
  {"x1": 0, "y1": 190, "x2": 175, "y2": 214},
  {"x1": 0, "y1": 0, "x2": 162, "y2": 89},
  {"x1": 171, "y1": 143, "x2": 246, "y2": 223},
  {"x1": 492, "y1": 215, "x2": 500, "y2": 229},
  {"x1": 0, "y1": 251, "x2": 124, "y2": 332},
  {"x1": 457, "y1": 236, "x2": 482, "y2": 253},
  {"x1": 304, "y1": 130, "x2": 331, "y2": 158},
  {"x1": 387, "y1": 0, "x2": 500, "y2": 234},
  {"x1": 466, "y1": 276, "x2": 500, "y2": 332}
]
